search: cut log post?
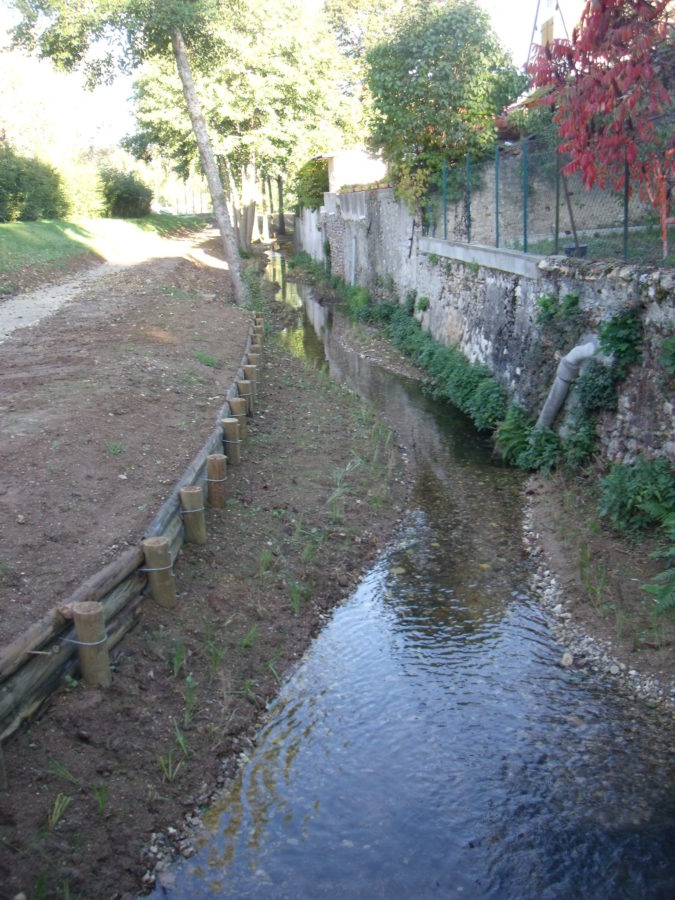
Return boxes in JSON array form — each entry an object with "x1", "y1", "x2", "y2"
[
  {"x1": 180, "y1": 485, "x2": 207, "y2": 545},
  {"x1": 243, "y1": 364, "x2": 257, "y2": 407},
  {"x1": 247, "y1": 351, "x2": 260, "y2": 368},
  {"x1": 72, "y1": 601, "x2": 111, "y2": 687},
  {"x1": 221, "y1": 417, "x2": 241, "y2": 465},
  {"x1": 253, "y1": 323, "x2": 264, "y2": 342},
  {"x1": 206, "y1": 453, "x2": 228, "y2": 507},
  {"x1": 141, "y1": 537, "x2": 176, "y2": 609},
  {"x1": 237, "y1": 379, "x2": 252, "y2": 414},
  {"x1": 228, "y1": 397, "x2": 248, "y2": 439}
]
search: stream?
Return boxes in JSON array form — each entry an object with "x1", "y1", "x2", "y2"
[{"x1": 150, "y1": 256, "x2": 675, "y2": 898}]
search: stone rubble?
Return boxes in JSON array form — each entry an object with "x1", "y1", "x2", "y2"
[{"x1": 523, "y1": 502, "x2": 675, "y2": 715}]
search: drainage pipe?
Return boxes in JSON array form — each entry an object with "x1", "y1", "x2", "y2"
[{"x1": 535, "y1": 337, "x2": 599, "y2": 429}]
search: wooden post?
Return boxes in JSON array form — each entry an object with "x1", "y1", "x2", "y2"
[
  {"x1": 72, "y1": 601, "x2": 111, "y2": 687},
  {"x1": 247, "y1": 351, "x2": 260, "y2": 367},
  {"x1": 253, "y1": 324, "x2": 264, "y2": 343},
  {"x1": 249, "y1": 341, "x2": 262, "y2": 358},
  {"x1": 237, "y1": 379, "x2": 252, "y2": 413},
  {"x1": 141, "y1": 536, "x2": 176, "y2": 609},
  {"x1": 221, "y1": 417, "x2": 241, "y2": 465},
  {"x1": 228, "y1": 397, "x2": 248, "y2": 439},
  {"x1": 206, "y1": 453, "x2": 228, "y2": 507},
  {"x1": 243, "y1": 364, "x2": 257, "y2": 406},
  {"x1": 180, "y1": 485, "x2": 206, "y2": 545}
]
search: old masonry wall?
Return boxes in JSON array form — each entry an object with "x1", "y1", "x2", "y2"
[{"x1": 296, "y1": 188, "x2": 674, "y2": 464}]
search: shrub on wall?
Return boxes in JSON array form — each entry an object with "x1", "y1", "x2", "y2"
[
  {"x1": 99, "y1": 167, "x2": 152, "y2": 218},
  {"x1": 295, "y1": 158, "x2": 329, "y2": 212},
  {"x1": 0, "y1": 143, "x2": 69, "y2": 222}
]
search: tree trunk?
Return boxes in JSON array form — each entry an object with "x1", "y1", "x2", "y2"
[
  {"x1": 171, "y1": 28, "x2": 245, "y2": 305},
  {"x1": 277, "y1": 175, "x2": 286, "y2": 235}
]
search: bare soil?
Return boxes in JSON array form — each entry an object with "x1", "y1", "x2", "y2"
[{"x1": 0, "y1": 230, "x2": 672, "y2": 899}]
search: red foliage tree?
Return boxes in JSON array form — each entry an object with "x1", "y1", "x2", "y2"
[{"x1": 528, "y1": 0, "x2": 674, "y2": 258}]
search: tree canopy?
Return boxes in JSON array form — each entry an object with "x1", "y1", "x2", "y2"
[
  {"x1": 365, "y1": 0, "x2": 526, "y2": 204},
  {"x1": 528, "y1": 0, "x2": 674, "y2": 257}
]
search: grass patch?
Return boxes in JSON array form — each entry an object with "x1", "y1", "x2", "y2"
[{"x1": 0, "y1": 215, "x2": 211, "y2": 274}]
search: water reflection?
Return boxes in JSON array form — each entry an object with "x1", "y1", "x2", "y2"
[{"x1": 148, "y1": 256, "x2": 675, "y2": 899}]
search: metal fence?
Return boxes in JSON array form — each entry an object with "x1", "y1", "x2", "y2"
[{"x1": 422, "y1": 136, "x2": 671, "y2": 265}]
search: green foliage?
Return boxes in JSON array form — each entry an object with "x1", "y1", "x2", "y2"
[
  {"x1": 562, "y1": 413, "x2": 598, "y2": 470},
  {"x1": 295, "y1": 158, "x2": 329, "y2": 211},
  {"x1": 536, "y1": 290, "x2": 582, "y2": 328},
  {"x1": 576, "y1": 358, "x2": 618, "y2": 414},
  {"x1": 642, "y1": 541, "x2": 675, "y2": 615},
  {"x1": 99, "y1": 167, "x2": 152, "y2": 218},
  {"x1": 599, "y1": 456, "x2": 675, "y2": 533},
  {"x1": 0, "y1": 143, "x2": 68, "y2": 222},
  {"x1": 515, "y1": 427, "x2": 561, "y2": 473},
  {"x1": 598, "y1": 308, "x2": 642, "y2": 379},
  {"x1": 416, "y1": 295, "x2": 429, "y2": 312},
  {"x1": 659, "y1": 336, "x2": 675, "y2": 376},
  {"x1": 346, "y1": 285, "x2": 371, "y2": 317},
  {"x1": 366, "y1": 0, "x2": 526, "y2": 203},
  {"x1": 495, "y1": 404, "x2": 534, "y2": 465},
  {"x1": 467, "y1": 378, "x2": 507, "y2": 432}
]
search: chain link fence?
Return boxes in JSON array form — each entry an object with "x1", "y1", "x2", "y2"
[{"x1": 422, "y1": 136, "x2": 671, "y2": 265}]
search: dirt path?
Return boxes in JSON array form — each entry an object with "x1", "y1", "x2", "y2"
[{"x1": 0, "y1": 229, "x2": 250, "y2": 647}]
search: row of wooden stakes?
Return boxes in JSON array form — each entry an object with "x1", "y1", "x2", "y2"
[{"x1": 0, "y1": 313, "x2": 265, "y2": 756}]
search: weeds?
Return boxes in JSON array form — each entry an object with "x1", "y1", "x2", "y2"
[
  {"x1": 107, "y1": 442, "x2": 123, "y2": 455},
  {"x1": 47, "y1": 794, "x2": 72, "y2": 830},
  {"x1": 171, "y1": 641, "x2": 186, "y2": 677},
  {"x1": 172, "y1": 718, "x2": 190, "y2": 757},
  {"x1": 49, "y1": 759, "x2": 80, "y2": 786},
  {"x1": 182, "y1": 674, "x2": 198, "y2": 726},
  {"x1": 238, "y1": 624, "x2": 259, "y2": 652},
  {"x1": 93, "y1": 782, "x2": 108, "y2": 816},
  {"x1": 195, "y1": 350, "x2": 219, "y2": 368},
  {"x1": 158, "y1": 749, "x2": 182, "y2": 783}
]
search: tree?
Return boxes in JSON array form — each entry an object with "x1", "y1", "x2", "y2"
[
  {"x1": 365, "y1": 0, "x2": 526, "y2": 204},
  {"x1": 125, "y1": 0, "x2": 359, "y2": 247},
  {"x1": 528, "y1": 0, "x2": 674, "y2": 258},
  {"x1": 10, "y1": 0, "x2": 247, "y2": 303}
]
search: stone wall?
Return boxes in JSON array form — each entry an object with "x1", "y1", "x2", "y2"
[{"x1": 297, "y1": 190, "x2": 674, "y2": 463}]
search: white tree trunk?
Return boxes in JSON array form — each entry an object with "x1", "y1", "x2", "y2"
[{"x1": 171, "y1": 28, "x2": 246, "y2": 305}]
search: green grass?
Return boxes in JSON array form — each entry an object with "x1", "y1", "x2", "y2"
[{"x1": 0, "y1": 214, "x2": 211, "y2": 274}]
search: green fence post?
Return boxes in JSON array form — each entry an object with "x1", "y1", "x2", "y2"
[
  {"x1": 623, "y1": 156, "x2": 629, "y2": 262},
  {"x1": 495, "y1": 145, "x2": 500, "y2": 248},
  {"x1": 523, "y1": 139, "x2": 528, "y2": 254},
  {"x1": 466, "y1": 152, "x2": 471, "y2": 243},
  {"x1": 554, "y1": 152, "x2": 560, "y2": 254},
  {"x1": 442, "y1": 159, "x2": 448, "y2": 240}
]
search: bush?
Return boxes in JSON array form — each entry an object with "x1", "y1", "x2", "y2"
[
  {"x1": 516, "y1": 427, "x2": 561, "y2": 473},
  {"x1": 562, "y1": 413, "x2": 598, "y2": 469},
  {"x1": 0, "y1": 143, "x2": 68, "y2": 222},
  {"x1": 295, "y1": 158, "x2": 329, "y2": 211},
  {"x1": 598, "y1": 307, "x2": 642, "y2": 379},
  {"x1": 599, "y1": 455, "x2": 675, "y2": 533},
  {"x1": 576, "y1": 358, "x2": 618, "y2": 414},
  {"x1": 468, "y1": 379, "x2": 507, "y2": 432},
  {"x1": 99, "y1": 167, "x2": 152, "y2": 218},
  {"x1": 495, "y1": 404, "x2": 533, "y2": 465}
]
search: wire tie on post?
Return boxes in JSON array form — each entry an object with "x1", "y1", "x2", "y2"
[
  {"x1": 206, "y1": 476, "x2": 228, "y2": 483},
  {"x1": 223, "y1": 438, "x2": 243, "y2": 445},
  {"x1": 140, "y1": 564, "x2": 175, "y2": 573},
  {"x1": 180, "y1": 507, "x2": 205, "y2": 515},
  {"x1": 64, "y1": 634, "x2": 109, "y2": 647}
]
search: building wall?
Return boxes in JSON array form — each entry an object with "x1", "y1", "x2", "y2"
[{"x1": 296, "y1": 189, "x2": 674, "y2": 464}]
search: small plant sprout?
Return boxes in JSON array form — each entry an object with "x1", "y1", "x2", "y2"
[
  {"x1": 238, "y1": 624, "x2": 259, "y2": 652},
  {"x1": 195, "y1": 350, "x2": 219, "y2": 368},
  {"x1": 93, "y1": 782, "x2": 108, "y2": 816},
  {"x1": 171, "y1": 641, "x2": 186, "y2": 677},
  {"x1": 159, "y1": 749, "x2": 182, "y2": 783},
  {"x1": 107, "y1": 441, "x2": 124, "y2": 455},
  {"x1": 47, "y1": 794, "x2": 73, "y2": 830},
  {"x1": 48, "y1": 759, "x2": 80, "y2": 786},
  {"x1": 182, "y1": 674, "x2": 198, "y2": 727},
  {"x1": 172, "y1": 717, "x2": 190, "y2": 757}
]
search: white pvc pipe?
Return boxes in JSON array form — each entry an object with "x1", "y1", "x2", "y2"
[{"x1": 535, "y1": 337, "x2": 599, "y2": 429}]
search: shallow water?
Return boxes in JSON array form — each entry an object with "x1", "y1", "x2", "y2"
[{"x1": 149, "y1": 258, "x2": 675, "y2": 898}]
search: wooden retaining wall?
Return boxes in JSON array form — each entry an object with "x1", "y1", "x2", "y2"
[{"x1": 0, "y1": 316, "x2": 264, "y2": 747}]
